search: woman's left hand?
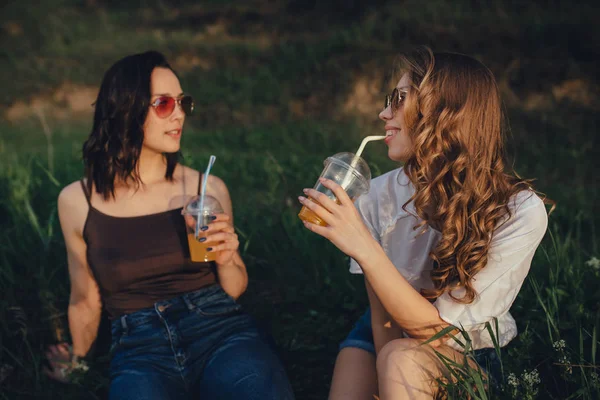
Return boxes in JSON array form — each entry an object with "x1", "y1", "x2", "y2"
[
  {"x1": 202, "y1": 213, "x2": 239, "y2": 266},
  {"x1": 44, "y1": 343, "x2": 73, "y2": 383},
  {"x1": 185, "y1": 213, "x2": 239, "y2": 266},
  {"x1": 298, "y1": 178, "x2": 380, "y2": 261}
]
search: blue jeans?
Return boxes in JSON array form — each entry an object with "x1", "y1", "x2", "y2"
[
  {"x1": 339, "y1": 308, "x2": 502, "y2": 386},
  {"x1": 109, "y1": 285, "x2": 295, "y2": 400}
]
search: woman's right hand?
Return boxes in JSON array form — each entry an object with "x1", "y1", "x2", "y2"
[{"x1": 44, "y1": 342, "x2": 73, "y2": 383}]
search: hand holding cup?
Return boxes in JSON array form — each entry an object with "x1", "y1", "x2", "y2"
[
  {"x1": 182, "y1": 195, "x2": 238, "y2": 265},
  {"x1": 299, "y1": 177, "x2": 379, "y2": 261},
  {"x1": 184, "y1": 211, "x2": 239, "y2": 266},
  {"x1": 298, "y1": 152, "x2": 371, "y2": 227}
]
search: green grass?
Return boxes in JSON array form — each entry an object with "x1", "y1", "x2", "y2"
[{"x1": 1, "y1": 0, "x2": 599, "y2": 399}]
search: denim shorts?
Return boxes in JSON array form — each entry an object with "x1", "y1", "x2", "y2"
[
  {"x1": 109, "y1": 284, "x2": 295, "y2": 400},
  {"x1": 339, "y1": 307, "x2": 502, "y2": 386}
]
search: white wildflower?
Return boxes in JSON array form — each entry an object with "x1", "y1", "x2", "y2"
[
  {"x1": 552, "y1": 339, "x2": 566, "y2": 351},
  {"x1": 585, "y1": 257, "x2": 600, "y2": 270},
  {"x1": 507, "y1": 372, "x2": 519, "y2": 387},
  {"x1": 522, "y1": 369, "x2": 540, "y2": 385},
  {"x1": 507, "y1": 372, "x2": 520, "y2": 398},
  {"x1": 552, "y1": 339, "x2": 573, "y2": 374},
  {"x1": 521, "y1": 369, "x2": 541, "y2": 395},
  {"x1": 558, "y1": 355, "x2": 573, "y2": 374}
]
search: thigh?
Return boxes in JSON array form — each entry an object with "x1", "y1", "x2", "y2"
[
  {"x1": 110, "y1": 366, "x2": 184, "y2": 400},
  {"x1": 376, "y1": 338, "x2": 481, "y2": 399},
  {"x1": 329, "y1": 347, "x2": 377, "y2": 400},
  {"x1": 193, "y1": 329, "x2": 294, "y2": 400},
  {"x1": 109, "y1": 317, "x2": 185, "y2": 400}
]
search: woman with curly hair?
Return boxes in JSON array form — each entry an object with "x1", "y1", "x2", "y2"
[
  {"x1": 44, "y1": 51, "x2": 294, "y2": 400},
  {"x1": 298, "y1": 47, "x2": 550, "y2": 399}
]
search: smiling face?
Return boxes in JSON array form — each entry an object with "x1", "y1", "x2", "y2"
[
  {"x1": 142, "y1": 67, "x2": 185, "y2": 155},
  {"x1": 379, "y1": 73, "x2": 413, "y2": 163}
]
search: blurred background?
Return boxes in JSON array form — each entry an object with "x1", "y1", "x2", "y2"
[{"x1": 1, "y1": 1, "x2": 599, "y2": 399}]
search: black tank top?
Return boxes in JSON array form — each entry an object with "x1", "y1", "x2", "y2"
[{"x1": 80, "y1": 175, "x2": 217, "y2": 318}]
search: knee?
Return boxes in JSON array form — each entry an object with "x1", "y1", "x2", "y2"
[{"x1": 376, "y1": 338, "x2": 422, "y2": 377}]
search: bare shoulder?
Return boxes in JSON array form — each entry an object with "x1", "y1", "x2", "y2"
[
  {"x1": 58, "y1": 180, "x2": 87, "y2": 208},
  {"x1": 57, "y1": 180, "x2": 89, "y2": 233},
  {"x1": 207, "y1": 174, "x2": 229, "y2": 197},
  {"x1": 205, "y1": 174, "x2": 231, "y2": 209},
  {"x1": 175, "y1": 165, "x2": 199, "y2": 195},
  {"x1": 178, "y1": 165, "x2": 229, "y2": 197}
]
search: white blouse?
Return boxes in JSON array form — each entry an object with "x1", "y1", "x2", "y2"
[{"x1": 349, "y1": 168, "x2": 548, "y2": 351}]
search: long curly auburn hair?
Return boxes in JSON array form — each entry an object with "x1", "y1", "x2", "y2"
[{"x1": 397, "y1": 47, "x2": 547, "y2": 304}]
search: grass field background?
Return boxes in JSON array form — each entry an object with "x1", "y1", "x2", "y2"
[{"x1": 1, "y1": 1, "x2": 599, "y2": 398}]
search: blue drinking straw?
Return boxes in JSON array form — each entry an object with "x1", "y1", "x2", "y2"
[{"x1": 197, "y1": 155, "x2": 216, "y2": 238}]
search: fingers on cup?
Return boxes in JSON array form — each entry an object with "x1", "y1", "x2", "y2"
[
  {"x1": 211, "y1": 239, "x2": 239, "y2": 252},
  {"x1": 319, "y1": 178, "x2": 352, "y2": 205},
  {"x1": 299, "y1": 195, "x2": 334, "y2": 225},
  {"x1": 211, "y1": 213, "x2": 230, "y2": 222},
  {"x1": 204, "y1": 232, "x2": 229, "y2": 244},
  {"x1": 207, "y1": 232, "x2": 238, "y2": 249},
  {"x1": 308, "y1": 188, "x2": 340, "y2": 211},
  {"x1": 302, "y1": 219, "x2": 330, "y2": 238},
  {"x1": 204, "y1": 221, "x2": 233, "y2": 233}
]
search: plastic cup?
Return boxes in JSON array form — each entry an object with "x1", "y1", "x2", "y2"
[
  {"x1": 182, "y1": 195, "x2": 224, "y2": 262},
  {"x1": 298, "y1": 152, "x2": 371, "y2": 226}
]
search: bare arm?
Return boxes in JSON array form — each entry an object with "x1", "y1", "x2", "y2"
[
  {"x1": 356, "y1": 243, "x2": 451, "y2": 346},
  {"x1": 208, "y1": 176, "x2": 248, "y2": 299},
  {"x1": 366, "y1": 279, "x2": 404, "y2": 354},
  {"x1": 300, "y1": 179, "x2": 451, "y2": 346},
  {"x1": 58, "y1": 183, "x2": 102, "y2": 357}
]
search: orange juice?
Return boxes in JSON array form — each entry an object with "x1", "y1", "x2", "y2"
[
  {"x1": 298, "y1": 197, "x2": 341, "y2": 227},
  {"x1": 187, "y1": 233, "x2": 217, "y2": 262}
]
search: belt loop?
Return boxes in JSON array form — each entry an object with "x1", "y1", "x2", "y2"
[
  {"x1": 120, "y1": 315, "x2": 128, "y2": 332},
  {"x1": 182, "y1": 295, "x2": 195, "y2": 311}
]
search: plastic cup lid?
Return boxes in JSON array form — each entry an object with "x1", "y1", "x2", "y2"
[
  {"x1": 182, "y1": 194, "x2": 223, "y2": 215},
  {"x1": 325, "y1": 152, "x2": 371, "y2": 188}
]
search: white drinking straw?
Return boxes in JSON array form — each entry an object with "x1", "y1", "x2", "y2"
[{"x1": 340, "y1": 136, "x2": 387, "y2": 189}]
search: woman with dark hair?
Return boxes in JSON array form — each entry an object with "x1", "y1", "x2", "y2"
[
  {"x1": 45, "y1": 51, "x2": 294, "y2": 400},
  {"x1": 298, "y1": 47, "x2": 551, "y2": 399}
]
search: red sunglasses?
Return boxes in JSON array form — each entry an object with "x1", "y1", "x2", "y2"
[{"x1": 150, "y1": 95, "x2": 194, "y2": 118}]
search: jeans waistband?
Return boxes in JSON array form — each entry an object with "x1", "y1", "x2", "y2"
[{"x1": 115, "y1": 284, "x2": 226, "y2": 331}]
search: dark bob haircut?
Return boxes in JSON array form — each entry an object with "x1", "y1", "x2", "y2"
[{"x1": 82, "y1": 51, "x2": 180, "y2": 200}]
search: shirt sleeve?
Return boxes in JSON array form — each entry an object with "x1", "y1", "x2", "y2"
[
  {"x1": 434, "y1": 193, "x2": 548, "y2": 334},
  {"x1": 349, "y1": 187, "x2": 381, "y2": 274}
]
